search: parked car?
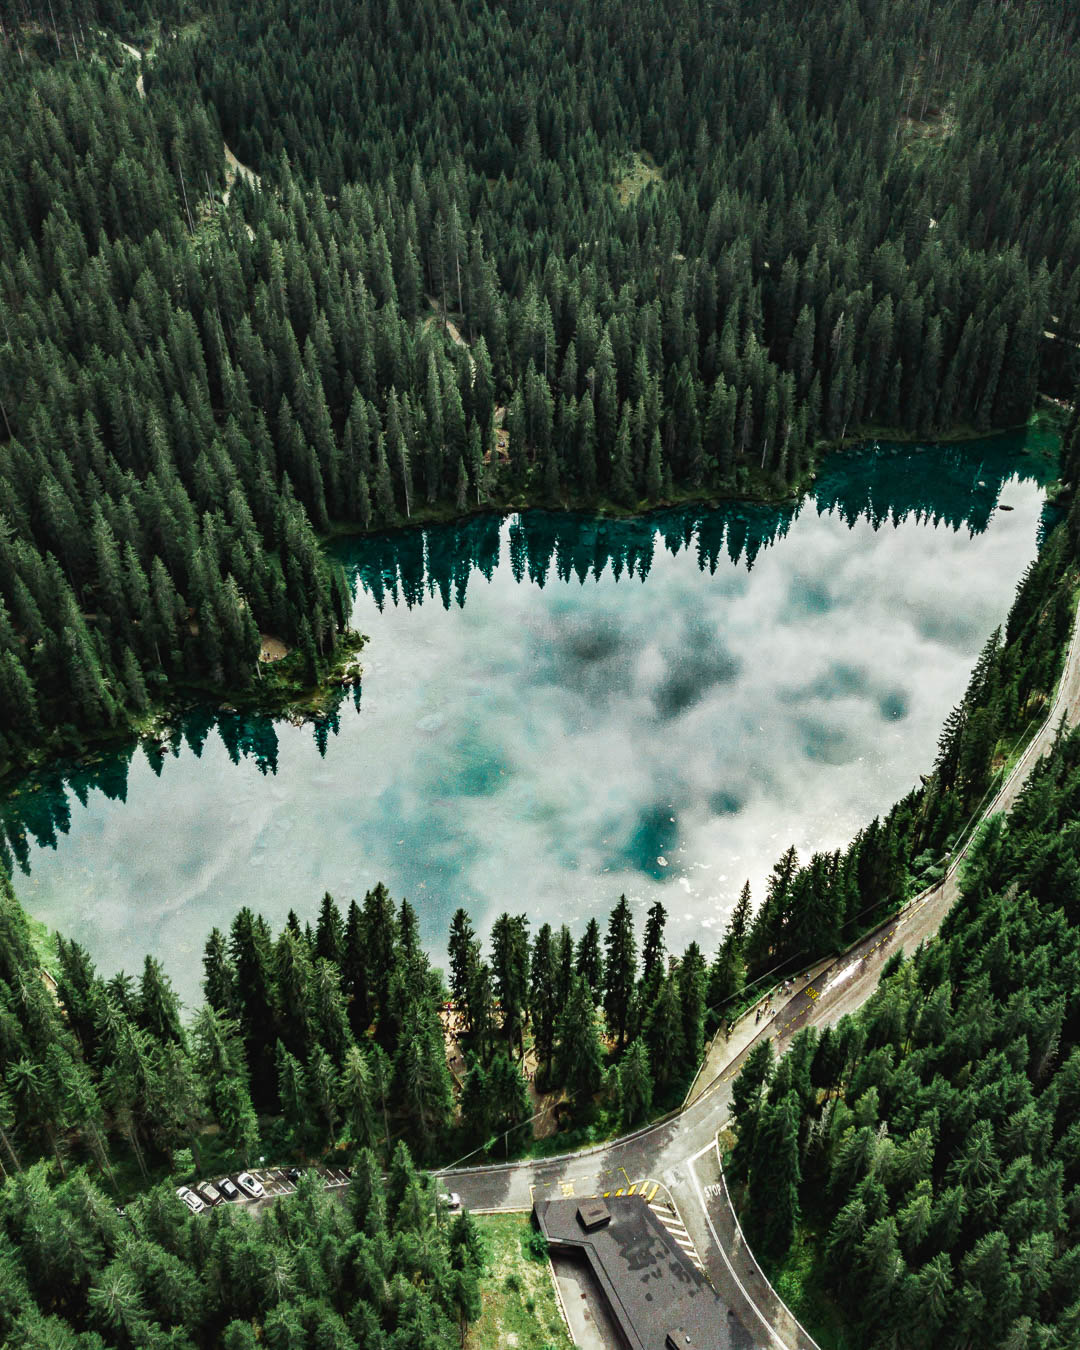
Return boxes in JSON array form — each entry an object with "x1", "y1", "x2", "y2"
[
  {"x1": 195, "y1": 1181, "x2": 222, "y2": 1207},
  {"x1": 176, "y1": 1186, "x2": 205, "y2": 1215},
  {"x1": 217, "y1": 1177, "x2": 241, "y2": 1202},
  {"x1": 236, "y1": 1171, "x2": 265, "y2": 1199},
  {"x1": 284, "y1": 1166, "x2": 303, "y2": 1183},
  {"x1": 440, "y1": 1191, "x2": 462, "y2": 1211}
]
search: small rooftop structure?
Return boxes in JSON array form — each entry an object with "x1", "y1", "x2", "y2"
[
  {"x1": 535, "y1": 1195, "x2": 744, "y2": 1350},
  {"x1": 577, "y1": 1199, "x2": 612, "y2": 1231}
]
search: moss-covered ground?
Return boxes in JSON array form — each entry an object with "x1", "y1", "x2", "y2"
[{"x1": 468, "y1": 1213, "x2": 573, "y2": 1350}]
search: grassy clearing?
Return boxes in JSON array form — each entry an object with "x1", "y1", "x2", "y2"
[
  {"x1": 469, "y1": 1214, "x2": 573, "y2": 1350},
  {"x1": 612, "y1": 149, "x2": 662, "y2": 204}
]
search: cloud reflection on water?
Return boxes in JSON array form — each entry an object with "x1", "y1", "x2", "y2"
[{"x1": 3, "y1": 436, "x2": 1057, "y2": 1003}]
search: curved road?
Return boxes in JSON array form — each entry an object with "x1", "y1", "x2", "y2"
[{"x1": 438, "y1": 599, "x2": 1080, "y2": 1350}]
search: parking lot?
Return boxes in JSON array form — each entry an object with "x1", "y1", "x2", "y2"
[
  {"x1": 181, "y1": 1163, "x2": 352, "y2": 1214},
  {"x1": 245, "y1": 1164, "x2": 352, "y2": 1197}
]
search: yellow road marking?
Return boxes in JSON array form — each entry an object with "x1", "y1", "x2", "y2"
[{"x1": 644, "y1": 1182, "x2": 659, "y2": 1201}]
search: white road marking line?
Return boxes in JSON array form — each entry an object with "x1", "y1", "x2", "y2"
[
  {"x1": 704, "y1": 1142, "x2": 823, "y2": 1350},
  {"x1": 687, "y1": 1151, "x2": 789, "y2": 1350}
]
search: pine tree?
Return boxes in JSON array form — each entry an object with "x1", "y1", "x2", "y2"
[
  {"x1": 490, "y1": 913, "x2": 530, "y2": 1058},
  {"x1": 314, "y1": 892, "x2": 345, "y2": 968},
  {"x1": 730, "y1": 1039, "x2": 774, "y2": 1184},
  {"x1": 529, "y1": 923, "x2": 559, "y2": 1072},
  {"x1": 615, "y1": 1037, "x2": 653, "y2": 1128},
  {"x1": 643, "y1": 976, "x2": 684, "y2": 1091},
  {"x1": 746, "y1": 1090, "x2": 802, "y2": 1260},
  {"x1": 137, "y1": 956, "x2": 185, "y2": 1048},
  {"x1": 640, "y1": 900, "x2": 667, "y2": 1005},
  {"x1": 679, "y1": 943, "x2": 706, "y2": 1072},
  {"x1": 338, "y1": 1044, "x2": 375, "y2": 1149},
  {"x1": 575, "y1": 919, "x2": 603, "y2": 998},
  {"x1": 555, "y1": 975, "x2": 605, "y2": 1110},
  {"x1": 603, "y1": 896, "x2": 637, "y2": 1049},
  {"x1": 448, "y1": 908, "x2": 476, "y2": 1013}
]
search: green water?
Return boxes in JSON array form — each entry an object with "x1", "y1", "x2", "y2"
[{"x1": 2, "y1": 430, "x2": 1058, "y2": 1004}]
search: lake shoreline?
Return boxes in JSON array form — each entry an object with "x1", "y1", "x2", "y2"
[
  {"x1": 0, "y1": 629, "x2": 365, "y2": 799},
  {"x1": 0, "y1": 417, "x2": 1061, "y2": 850},
  {"x1": 6, "y1": 431, "x2": 1058, "y2": 1007},
  {"x1": 322, "y1": 412, "x2": 1058, "y2": 542}
]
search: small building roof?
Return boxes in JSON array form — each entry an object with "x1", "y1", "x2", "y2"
[{"x1": 535, "y1": 1195, "x2": 742, "y2": 1350}]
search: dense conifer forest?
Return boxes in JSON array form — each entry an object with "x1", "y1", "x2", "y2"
[
  {"x1": 4, "y1": 0, "x2": 1080, "y2": 1344},
  {"x1": 729, "y1": 723, "x2": 1080, "y2": 1349},
  {"x1": 2, "y1": 0, "x2": 1080, "y2": 774}
]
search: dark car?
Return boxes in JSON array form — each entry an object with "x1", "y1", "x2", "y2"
[
  {"x1": 217, "y1": 1177, "x2": 241, "y2": 1202},
  {"x1": 284, "y1": 1167, "x2": 303, "y2": 1183}
]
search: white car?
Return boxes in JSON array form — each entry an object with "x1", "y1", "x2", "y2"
[
  {"x1": 441, "y1": 1191, "x2": 462, "y2": 1211},
  {"x1": 235, "y1": 1171, "x2": 265, "y2": 1199},
  {"x1": 176, "y1": 1186, "x2": 205, "y2": 1215}
]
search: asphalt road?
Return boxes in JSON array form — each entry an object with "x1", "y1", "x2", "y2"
[{"x1": 438, "y1": 599, "x2": 1080, "y2": 1350}]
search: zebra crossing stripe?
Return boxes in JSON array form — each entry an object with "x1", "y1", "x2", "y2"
[{"x1": 647, "y1": 1201, "x2": 705, "y2": 1271}]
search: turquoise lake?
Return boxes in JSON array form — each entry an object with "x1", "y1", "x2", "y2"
[{"x1": 1, "y1": 432, "x2": 1058, "y2": 1004}]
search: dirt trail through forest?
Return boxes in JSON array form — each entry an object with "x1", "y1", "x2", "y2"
[
  {"x1": 222, "y1": 143, "x2": 259, "y2": 205},
  {"x1": 426, "y1": 297, "x2": 477, "y2": 381},
  {"x1": 116, "y1": 35, "x2": 257, "y2": 200}
]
